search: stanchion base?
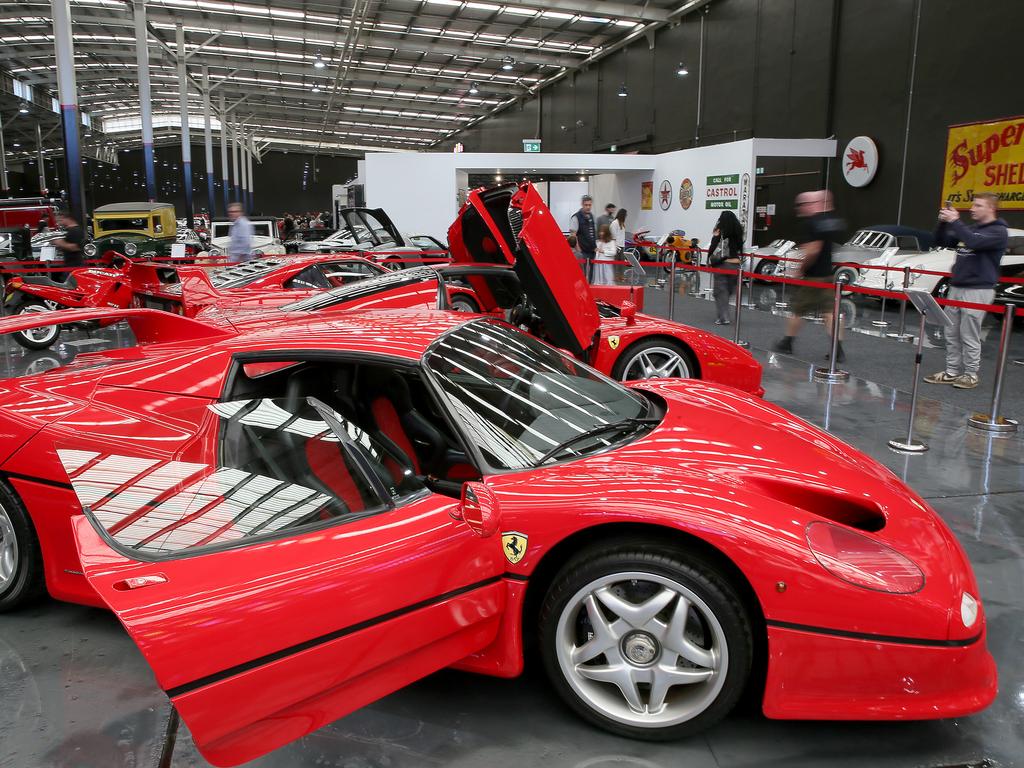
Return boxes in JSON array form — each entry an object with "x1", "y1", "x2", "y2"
[
  {"x1": 773, "y1": 302, "x2": 788, "y2": 309},
  {"x1": 885, "y1": 332, "x2": 914, "y2": 342},
  {"x1": 967, "y1": 414, "x2": 1019, "y2": 434},
  {"x1": 805, "y1": 315, "x2": 825, "y2": 324},
  {"x1": 734, "y1": 340, "x2": 750, "y2": 349},
  {"x1": 871, "y1": 320, "x2": 889, "y2": 327},
  {"x1": 812, "y1": 367, "x2": 850, "y2": 382},
  {"x1": 888, "y1": 438, "x2": 928, "y2": 453},
  {"x1": 1014, "y1": 359, "x2": 1024, "y2": 366}
]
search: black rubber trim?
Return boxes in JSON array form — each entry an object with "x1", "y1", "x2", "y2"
[
  {"x1": 504, "y1": 572, "x2": 529, "y2": 582},
  {"x1": 165, "y1": 574, "x2": 504, "y2": 698},
  {"x1": 3, "y1": 472, "x2": 73, "y2": 491},
  {"x1": 767, "y1": 619, "x2": 982, "y2": 648}
]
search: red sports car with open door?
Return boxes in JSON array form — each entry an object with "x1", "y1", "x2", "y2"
[
  {"x1": 195, "y1": 183, "x2": 764, "y2": 394},
  {"x1": 0, "y1": 306, "x2": 996, "y2": 766}
]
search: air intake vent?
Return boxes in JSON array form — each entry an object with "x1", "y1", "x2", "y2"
[{"x1": 507, "y1": 207, "x2": 524, "y2": 240}]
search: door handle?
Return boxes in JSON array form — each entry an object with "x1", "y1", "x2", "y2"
[{"x1": 113, "y1": 574, "x2": 168, "y2": 591}]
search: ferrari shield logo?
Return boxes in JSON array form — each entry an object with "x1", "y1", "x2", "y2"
[
  {"x1": 502, "y1": 532, "x2": 528, "y2": 564},
  {"x1": 608, "y1": 335, "x2": 620, "y2": 350}
]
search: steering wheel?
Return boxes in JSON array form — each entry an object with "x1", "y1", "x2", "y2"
[{"x1": 509, "y1": 293, "x2": 541, "y2": 333}]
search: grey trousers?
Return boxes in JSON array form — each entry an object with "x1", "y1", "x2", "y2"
[
  {"x1": 944, "y1": 286, "x2": 995, "y2": 375},
  {"x1": 713, "y1": 271, "x2": 738, "y2": 322}
]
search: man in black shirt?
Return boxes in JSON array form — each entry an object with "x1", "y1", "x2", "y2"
[
  {"x1": 774, "y1": 191, "x2": 846, "y2": 360},
  {"x1": 51, "y1": 210, "x2": 86, "y2": 281},
  {"x1": 569, "y1": 195, "x2": 597, "y2": 281}
]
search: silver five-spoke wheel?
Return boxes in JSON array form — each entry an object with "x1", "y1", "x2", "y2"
[
  {"x1": 0, "y1": 503, "x2": 19, "y2": 593},
  {"x1": 555, "y1": 572, "x2": 727, "y2": 728},
  {"x1": 619, "y1": 345, "x2": 691, "y2": 381}
]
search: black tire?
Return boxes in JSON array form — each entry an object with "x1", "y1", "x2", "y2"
[
  {"x1": 12, "y1": 300, "x2": 61, "y2": 350},
  {"x1": 450, "y1": 292, "x2": 480, "y2": 313},
  {"x1": 833, "y1": 266, "x2": 859, "y2": 287},
  {"x1": 0, "y1": 482, "x2": 46, "y2": 612},
  {"x1": 611, "y1": 338, "x2": 696, "y2": 382},
  {"x1": 538, "y1": 543, "x2": 752, "y2": 741}
]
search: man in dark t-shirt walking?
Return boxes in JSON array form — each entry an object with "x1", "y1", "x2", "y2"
[
  {"x1": 774, "y1": 190, "x2": 846, "y2": 360},
  {"x1": 51, "y1": 210, "x2": 86, "y2": 282}
]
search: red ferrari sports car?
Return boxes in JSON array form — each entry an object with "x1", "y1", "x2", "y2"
[
  {"x1": 0, "y1": 304, "x2": 996, "y2": 766},
  {"x1": 1, "y1": 254, "x2": 387, "y2": 350},
  {"x1": 195, "y1": 183, "x2": 763, "y2": 394}
]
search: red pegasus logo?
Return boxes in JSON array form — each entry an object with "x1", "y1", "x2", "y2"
[{"x1": 846, "y1": 148, "x2": 868, "y2": 172}]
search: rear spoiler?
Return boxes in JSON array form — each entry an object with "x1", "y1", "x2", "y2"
[
  {"x1": 174, "y1": 265, "x2": 222, "y2": 315},
  {"x1": 0, "y1": 307, "x2": 235, "y2": 344}
]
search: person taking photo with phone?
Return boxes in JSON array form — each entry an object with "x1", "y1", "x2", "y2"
[{"x1": 924, "y1": 193, "x2": 1009, "y2": 389}]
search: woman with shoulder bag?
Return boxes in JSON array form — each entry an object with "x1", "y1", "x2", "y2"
[{"x1": 709, "y1": 210, "x2": 744, "y2": 325}]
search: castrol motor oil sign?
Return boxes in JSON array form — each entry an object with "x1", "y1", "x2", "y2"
[{"x1": 941, "y1": 115, "x2": 1024, "y2": 210}]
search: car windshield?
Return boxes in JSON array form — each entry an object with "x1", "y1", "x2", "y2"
[
  {"x1": 425, "y1": 320, "x2": 653, "y2": 470},
  {"x1": 97, "y1": 217, "x2": 149, "y2": 233}
]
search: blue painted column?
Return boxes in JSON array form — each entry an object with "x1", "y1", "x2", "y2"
[
  {"x1": 175, "y1": 23, "x2": 194, "y2": 224},
  {"x1": 134, "y1": 0, "x2": 156, "y2": 200},
  {"x1": 202, "y1": 66, "x2": 216, "y2": 218},
  {"x1": 219, "y1": 95, "x2": 229, "y2": 213},
  {"x1": 52, "y1": 0, "x2": 84, "y2": 221}
]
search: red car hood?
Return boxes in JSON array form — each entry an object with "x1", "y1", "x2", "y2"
[
  {"x1": 513, "y1": 377, "x2": 977, "y2": 643},
  {"x1": 448, "y1": 183, "x2": 600, "y2": 358}
]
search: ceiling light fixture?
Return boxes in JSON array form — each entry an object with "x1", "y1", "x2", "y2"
[
  {"x1": 468, "y1": 81, "x2": 479, "y2": 94},
  {"x1": 676, "y1": 62, "x2": 689, "y2": 76},
  {"x1": 501, "y1": 56, "x2": 515, "y2": 71},
  {"x1": 618, "y1": 83, "x2": 628, "y2": 97},
  {"x1": 311, "y1": 84, "x2": 321, "y2": 93},
  {"x1": 313, "y1": 53, "x2": 326, "y2": 69},
  {"x1": 18, "y1": 104, "x2": 29, "y2": 113}
]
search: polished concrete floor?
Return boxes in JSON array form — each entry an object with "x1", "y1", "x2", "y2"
[{"x1": 1, "y1": 297, "x2": 1022, "y2": 767}]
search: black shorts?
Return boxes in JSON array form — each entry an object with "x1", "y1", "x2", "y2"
[{"x1": 791, "y1": 275, "x2": 834, "y2": 315}]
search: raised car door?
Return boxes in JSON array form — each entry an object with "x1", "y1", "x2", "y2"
[
  {"x1": 66, "y1": 391, "x2": 505, "y2": 767},
  {"x1": 449, "y1": 183, "x2": 601, "y2": 359}
]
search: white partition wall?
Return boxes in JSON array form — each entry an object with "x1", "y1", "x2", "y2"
[
  {"x1": 364, "y1": 140, "x2": 835, "y2": 242},
  {"x1": 548, "y1": 182, "x2": 589, "y2": 231}
]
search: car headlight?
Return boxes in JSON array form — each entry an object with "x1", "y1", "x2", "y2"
[
  {"x1": 124, "y1": 242, "x2": 138, "y2": 256},
  {"x1": 83, "y1": 242, "x2": 97, "y2": 257},
  {"x1": 961, "y1": 592, "x2": 979, "y2": 628},
  {"x1": 805, "y1": 521, "x2": 924, "y2": 594}
]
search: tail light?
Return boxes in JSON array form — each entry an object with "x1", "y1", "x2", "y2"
[{"x1": 805, "y1": 521, "x2": 924, "y2": 594}]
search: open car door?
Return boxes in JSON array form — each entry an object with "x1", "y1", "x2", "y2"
[
  {"x1": 65, "y1": 392, "x2": 505, "y2": 767},
  {"x1": 448, "y1": 182, "x2": 600, "y2": 359},
  {"x1": 339, "y1": 207, "x2": 406, "y2": 248}
]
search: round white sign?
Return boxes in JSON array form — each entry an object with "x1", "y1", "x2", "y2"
[{"x1": 842, "y1": 136, "x2": 879, "y2": 188}]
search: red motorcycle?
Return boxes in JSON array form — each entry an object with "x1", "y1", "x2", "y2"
[{"x1": 2, "y1": 255, "x2": 180, "y2": 349}]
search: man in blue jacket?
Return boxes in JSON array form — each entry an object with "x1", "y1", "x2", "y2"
[
  {"x1": 569, "y1": 195, "x2": 597, "y2": 281},
  {"x1": 924, "y1": 192, "x2": 1008, "y2": 389}
]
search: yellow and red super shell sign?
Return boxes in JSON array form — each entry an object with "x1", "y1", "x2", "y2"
[{"x1": 941, "y1": 115, "x2": 1024, "y2": 210}]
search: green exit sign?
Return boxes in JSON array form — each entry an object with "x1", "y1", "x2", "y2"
[{"x1": 522, "y1": 139, "x2": 541, "y2": 153}]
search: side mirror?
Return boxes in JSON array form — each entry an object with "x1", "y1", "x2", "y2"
[
  {"x1": 458, "y1": 482, "x2": 501, "y2": 538},
  {"x1": 620, "y1": 300, "x2": 637, "y2": 326}
]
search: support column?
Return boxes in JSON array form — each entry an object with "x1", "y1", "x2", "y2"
[
  {"x1": 52, "y1": 0, "x2": 84, "y2": 219},
  {"x1": 202, "y1": 66, "x2": 216, "y2": 218},
  {"x1": 219, "y1": 95, "x2": 229, "y2": 213},
  {"x1": 0, "y1": 112, "x2": 9, "y2": 196},
  {"x1": 35, "y1": 123, "x2": 47, "y2": 195},
  {"x1": 239, "y1": 131, "x2": 249, "y2": 213},
  {"x1": 246, "y1": 136, "x2": 255, "y2": 213},
  {"x1": 231, "y1": 122, "x2": 240, "y2": 203},
  {"x1": 134, "y1": 0, "x2": 155, "y2": 200},
  {"x1": 175, "y1": 23, "x2": 193, "y2": 223}
]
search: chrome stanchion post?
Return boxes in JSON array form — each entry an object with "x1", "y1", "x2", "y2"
[
  {"x1": 741, "y1": 254, "x2": 756, "y2": 308},
  {"x1": 774, "y1": 256, "x2": 789, "y2": 309},
  {"x1": 732, "y1": 260, "x2": 750, "y2": 349},
  {"x1": 872, "y1": 267, "x2": 889, "y2": 327},
  {"x1": 968, "y1": 303, "x2": 1019, "y2": 434},
  {"x1": 888, "y1": 312, "x2": 929, "y2": 452},
  {"x1": 698, "y1": 249, "x2": 713, "y2": 299},
  {"x1": 667, "y1": 254, "x2": 676, "y2": 322},
  {"x1": 886, "y1": 267, "x2": 914, "y2": 341},
  {"x1": 814, "y1": 275, "x2": 850, "y2": 382}
]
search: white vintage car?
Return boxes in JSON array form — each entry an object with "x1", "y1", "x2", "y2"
[
  {"x1": 747, "y1": 238, "x2": 797, "y2": 276},
  {"x1": 208, "y1": 217, "x2": 286, "y2": 258},
  {"x1": 853, "y1": 228, "x2": 1024, "y2": 297}
]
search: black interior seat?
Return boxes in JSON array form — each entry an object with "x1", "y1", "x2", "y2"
[{"x1": 21, "y1": 274, "x2": 77, "y2": 289}]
